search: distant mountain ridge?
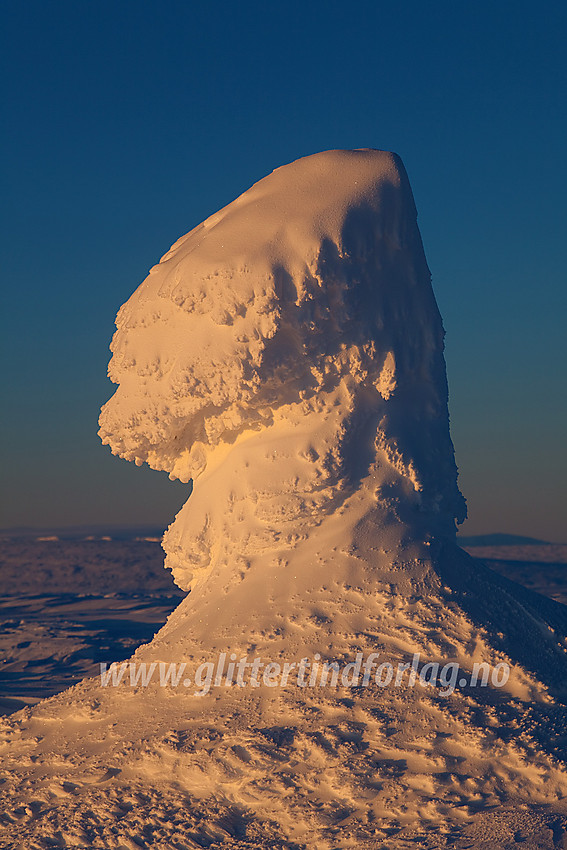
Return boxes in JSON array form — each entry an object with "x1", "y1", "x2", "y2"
[
  {"x1": 0, "y1": 524, "x2": 166, "y2": 540},
  {"x1": 458, "y1": 533, "x2": 551, "y2": 547}
]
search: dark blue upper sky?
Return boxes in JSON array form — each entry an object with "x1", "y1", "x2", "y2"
[{"x1": 1, "y1": 0, "x2": 565, "y2": 540}]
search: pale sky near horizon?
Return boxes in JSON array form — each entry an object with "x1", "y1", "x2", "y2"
[{"x1": 1, "y1": 1, "x2": 565, "y2": 541}]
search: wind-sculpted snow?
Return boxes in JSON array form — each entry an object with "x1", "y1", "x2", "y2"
[
  {"x1": 99, "y1": 149, "x2": 466, "y2": 590},
  {"x1": 5, "y1": 152, "x2": 567, "y2": 849}
]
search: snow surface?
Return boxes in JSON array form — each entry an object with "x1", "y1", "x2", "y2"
[
  {"x1": 2, "y1": 150, "x2": 567, "y2": 848},
  {"x1": 0, "y1": 537, "x2": 183, "y2": 714}
]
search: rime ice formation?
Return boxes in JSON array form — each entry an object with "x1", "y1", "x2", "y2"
[
  {"x1": 2, "y1": 152, "x2": 567, "y2": 849},
  {"x1": 99, "y1": 149, "x2": 466, "y2": 593}
]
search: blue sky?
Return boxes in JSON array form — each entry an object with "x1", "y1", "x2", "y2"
[{"x1": 1, "y1": 0, "x2": 565, "y2": 540}]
